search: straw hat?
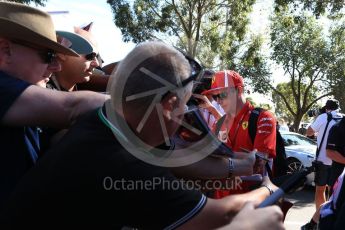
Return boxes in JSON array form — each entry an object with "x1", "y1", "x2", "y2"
[{"x1": 0, "y1": 1, "x2": 78, "y2": 56}]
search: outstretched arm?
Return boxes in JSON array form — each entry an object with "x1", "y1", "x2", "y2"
[
  {"x1": 172, "y1": 151, "x2": 255, "y2": 179},
  {"x1": 178, "y1": 178, "x2": 280, "y2": 230},
  {"x1": 2, "y1": 85, "x2": 109, "y2": 128}
]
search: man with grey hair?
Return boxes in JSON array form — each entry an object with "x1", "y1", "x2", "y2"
[
  {"x1": 1, "y1": 41, "x2": 284, "y2": 230},
  {"x1": 113, "y1": 42, "x2": 256, "y2": 180},
  {"x1": 112, "y1": 42, "x2": 194, "y2": 148}
]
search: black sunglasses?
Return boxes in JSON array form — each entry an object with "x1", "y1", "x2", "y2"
[
  {"x1": 85, "y1": 52, "x2": 100, "y2": 61},
  {"x1": 212, "y1": 92, "x2": 228, "y2": 100},
  {"x1": 12, "y1": 39, "x2": 57, "y2": 64},
  {"x1": 212, "y1": 88, "x2": 238, "y2": 100},
  {"x1": 43, "y1": 51, "x2": 57, "y2": 64}
]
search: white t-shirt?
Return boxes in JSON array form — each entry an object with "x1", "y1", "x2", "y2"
[{"x1": 310, "y1": 111, "x2": 343, "y2": 165}]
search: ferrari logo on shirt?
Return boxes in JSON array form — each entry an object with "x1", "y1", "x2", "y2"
[{"x1": 242, "y1": 121, "x2": 248, "y2": 130}]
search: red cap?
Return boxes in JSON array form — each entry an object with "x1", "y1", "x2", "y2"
[{"x1": 202, "y1": 70, "x2": 244, "y2": 95}]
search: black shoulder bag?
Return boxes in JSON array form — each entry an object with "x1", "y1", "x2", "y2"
[{"x1": 313, "y1": 113, "x2": 333, "y2": 176}]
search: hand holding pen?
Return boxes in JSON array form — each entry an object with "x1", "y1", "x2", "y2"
[{"x1": 240, "y1": 147, "x2": 270, "y2": 161}]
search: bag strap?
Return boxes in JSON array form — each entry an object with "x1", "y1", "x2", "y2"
[
  {"x1": 316, "y1": 112, "x2": 333, "y2": 160},
  {"x1": 248, "y1": 108, "x2": 263, "y2": 144},
  {"x1": 215, "y1": 114, "x2": 226, "y2": 137},
  {"x1": 247, "y1": 108, "x2": 274, "y2": 178}
]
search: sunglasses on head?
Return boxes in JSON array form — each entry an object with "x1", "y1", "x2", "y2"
[
  {"x1": 180, "y1": 54, "x2": 203, "y2": 87},
  {"x1": 161, "y1": 53, "x2": 203, "y2": 100},
  {"x1": 85, "y1": 52, "x2": 100, "y2": 61},
  {"x1": 11, "y1": 39, "x2": 57, "y2": 64}
]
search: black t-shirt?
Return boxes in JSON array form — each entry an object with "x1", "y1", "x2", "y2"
[
  {"x1": 327, "y1": 118, "x2": 345, "y2": 186},
  {"x1": 1, "y1": 106, "x2": 206, "y2": 229}
]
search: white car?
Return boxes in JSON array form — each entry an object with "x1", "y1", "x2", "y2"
[
  {"x1": 279, "y1": 125, "x2": 290, "y2": 132},
  {"x1": 280, "y1": 131, "x2": 316, "y2": 185}
]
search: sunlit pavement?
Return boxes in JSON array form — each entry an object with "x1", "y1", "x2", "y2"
[{"x1": 284, "y1": 187, "x2": 315, "y2": 230}]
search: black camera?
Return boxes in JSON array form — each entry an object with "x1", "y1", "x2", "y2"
[
  {"x1": 307, "y1": 99, "x2": 340, "y2": 117},
  {"x1": 174, "y1": 104, "x2": 234, "y2": 157},
  {"x1": 307, "y1": 107, "x2": 326, "y2": 117},
  {"x1": 192, "y1": 70, "x2": 214, "y2": 93},
  {"x1": 187, "y1": 95, "x2": 203, "y2": 106}
]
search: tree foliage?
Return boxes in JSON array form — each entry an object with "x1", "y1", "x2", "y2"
[
  {"x1": 106, "y1": 0, "x2": 270, "y2": 87},
  {"x1": 107, "y1": 0, "x2": 257, "y2": 67},
  {"x1": 268, "y1": 10, "x2": 345, "y2": 130},
  {"x1": 326, "y1": 23, "x2": 345, "y2": 111},
  {"x1": 5, "y1": 0, "x2": 46, "y2": 6},
  {"x1": 246, "y1": 97, "x2": 272, "y2": 111},
  {"x1": 107, "y1": 0, "x2": 255, "y2": 56},
  {"x1": 272, "y1": 82, "x2": 318, "y2": 124},
  {"x1": 274, "y1": 0, "x2": 345, "y2": 17}
]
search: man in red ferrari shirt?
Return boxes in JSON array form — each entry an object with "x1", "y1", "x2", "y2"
[{"x1": 202, "y1": 70, "x2": 277, "y2": 196}]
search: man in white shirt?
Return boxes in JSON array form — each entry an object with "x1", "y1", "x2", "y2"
[{"x1": 302, "y1": 99, "x2": 343, "y2": 230}]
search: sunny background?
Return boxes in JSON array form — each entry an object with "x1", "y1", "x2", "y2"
[{"x1": 35, "y1": 0, "x2": 280, "y2": 106}]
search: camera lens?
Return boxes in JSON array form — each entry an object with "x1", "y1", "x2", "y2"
[{"x1": 307, "y1": 110, "x2": 314, "y2": 117}]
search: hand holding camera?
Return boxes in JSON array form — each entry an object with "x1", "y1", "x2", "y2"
[
  {"x1": 307, "y1": 106, "x2": 326, "y2": 117},
  {"x1": 192, "y1": 94, "x2": 213, "y2": 109}
]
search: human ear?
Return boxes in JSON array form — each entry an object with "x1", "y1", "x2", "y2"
[{"x1": 161, "y1": 93, "x2": 179, "y2": 120}]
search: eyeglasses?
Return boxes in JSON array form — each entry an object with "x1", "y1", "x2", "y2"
[
  {"x1": 212, "y1": 88, "x2": 237, "y2": 100},
  {"x1": 42, "y1": 51, "x2": 57, "y2": 64},
  {"x1": 212, "y1": 92, "x2": 228, "y2": 100},
  {"x1": 84, "y1": 52, "x2": 100, "y2": 61},
  {"x1": 11, "y1": 39, "x2": 57, "y2": 64}
]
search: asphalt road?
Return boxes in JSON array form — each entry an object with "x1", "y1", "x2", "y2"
[{"x1": 284, "y1": 186, "x2": 316, "y2": 230}]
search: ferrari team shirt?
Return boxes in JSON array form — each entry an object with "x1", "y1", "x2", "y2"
[{"x1": 226, "y1": 101, "x2": 276, "y2": 158}]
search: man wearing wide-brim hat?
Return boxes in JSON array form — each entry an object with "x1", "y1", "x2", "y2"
[{"x1": 0, "y1": 1, "x2": 107, "y2": 209}]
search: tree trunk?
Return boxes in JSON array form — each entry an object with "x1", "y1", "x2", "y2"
[{"x1": 292, "y1": 113, "x2": 303, "y2": 133}]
